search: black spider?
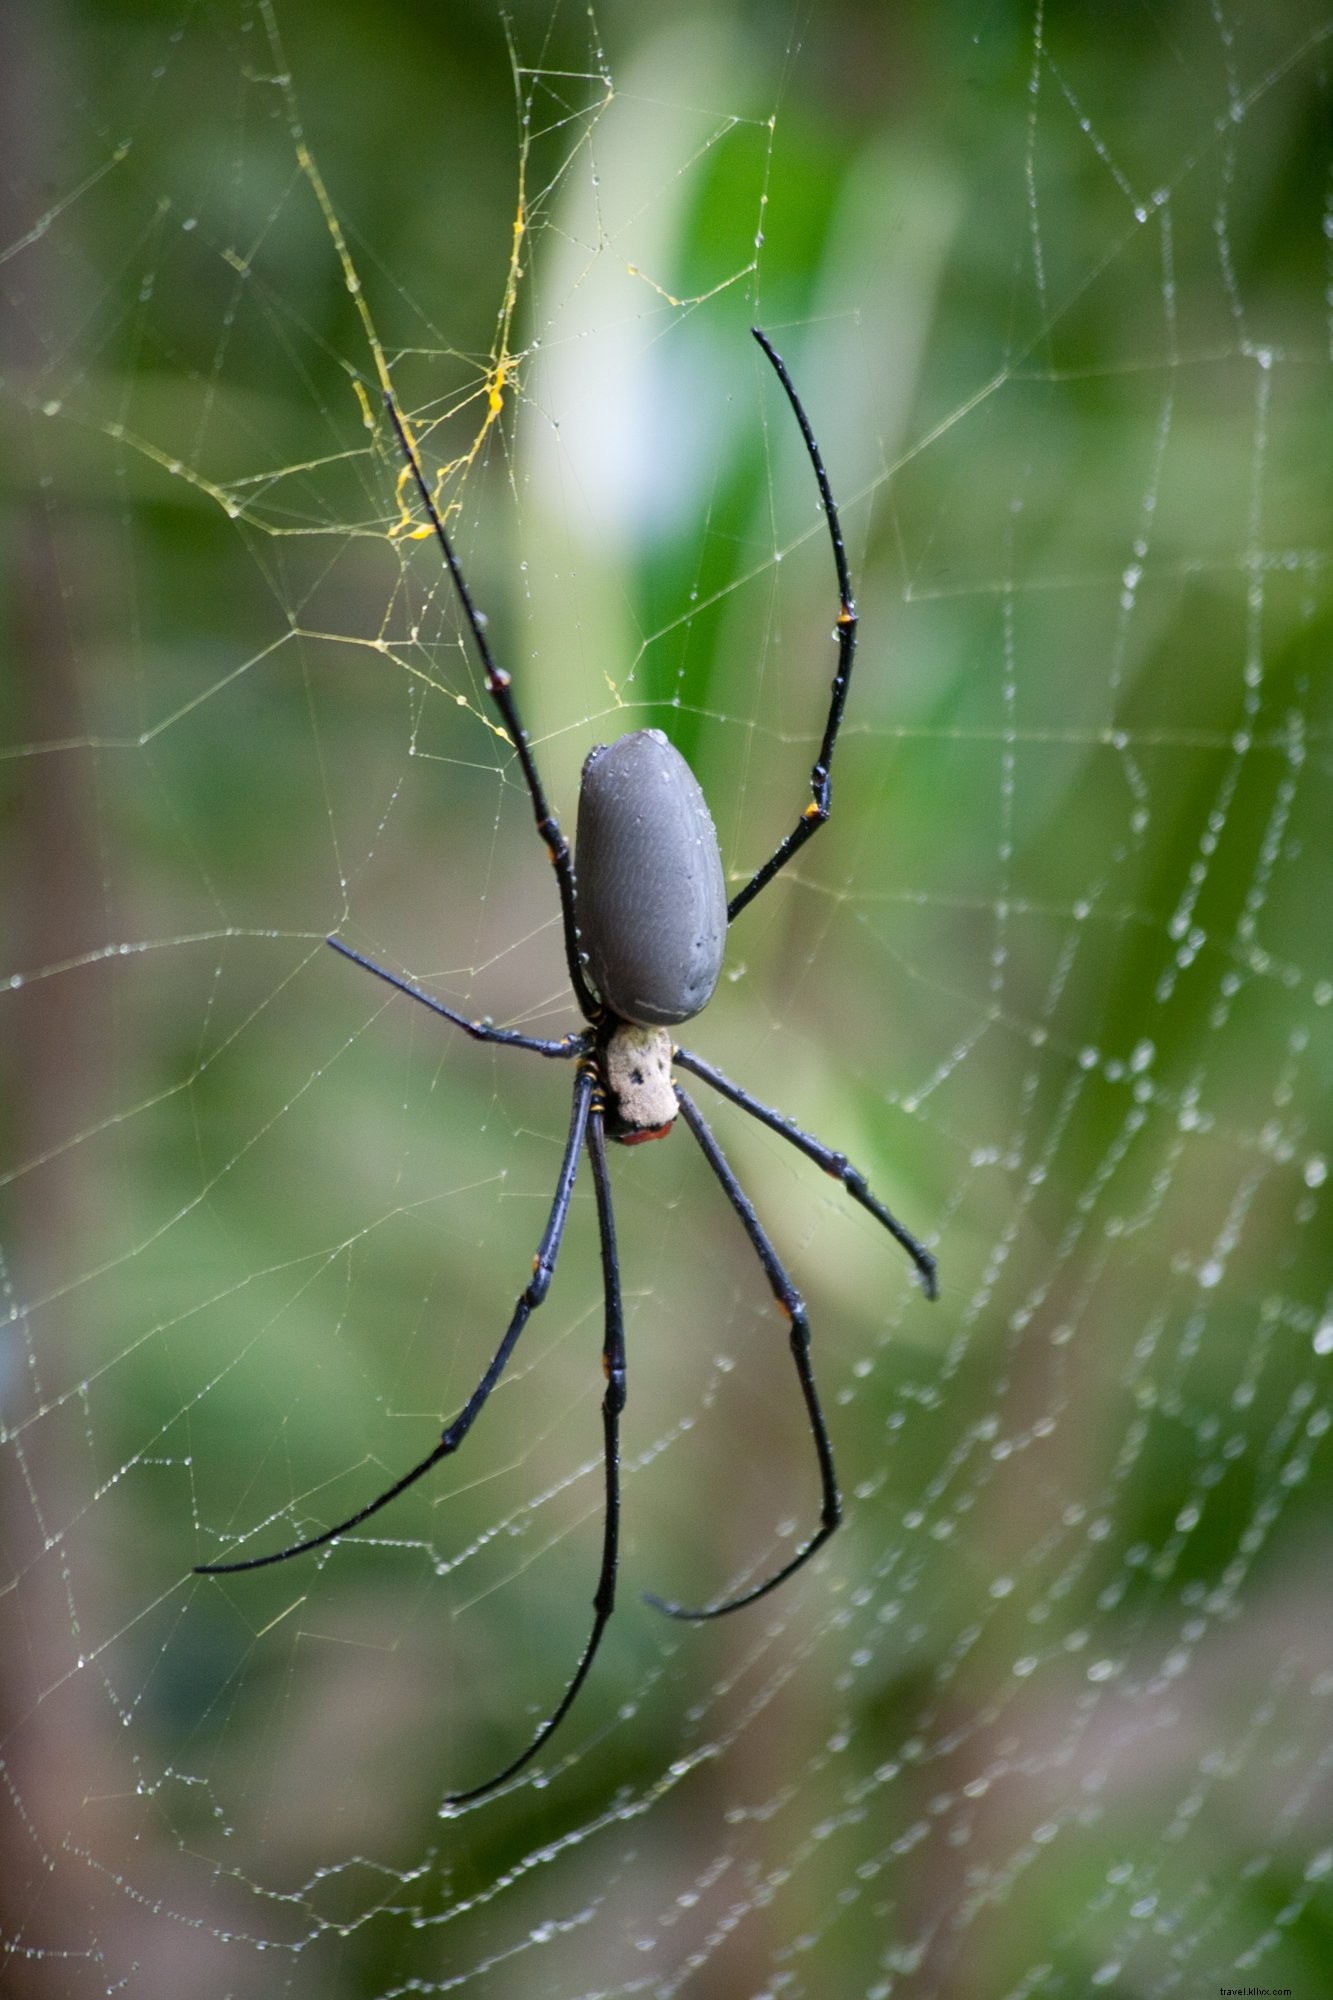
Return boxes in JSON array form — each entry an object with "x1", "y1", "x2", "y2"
[{"x1": 196, "y1": 329, "x2": 937, "y2": 1807}]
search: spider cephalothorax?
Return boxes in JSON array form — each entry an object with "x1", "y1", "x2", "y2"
[
  {"x1": 196, "y1": 329, "x2": 937, "y2": 1808},
  {"x1": 599, "y1": 1018, "x2": 678, "y2": 1141}
]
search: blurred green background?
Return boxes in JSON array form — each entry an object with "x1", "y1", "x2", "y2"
[{"x1": 2, "y1": 1, "x2": 1330, "y2": 1996}]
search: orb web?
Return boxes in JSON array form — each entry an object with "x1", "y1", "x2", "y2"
[{"x1": 2, "y1": 3, "x2": 1330, "y2": 1995}]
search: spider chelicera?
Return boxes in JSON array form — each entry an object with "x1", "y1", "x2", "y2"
[{"x1": 196, "y1": 328, "x2": 937, "y2": 1807}]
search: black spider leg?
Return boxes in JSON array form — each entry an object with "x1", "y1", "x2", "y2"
[
  {"x1": 194, "y1": 1064, "x2": 595, "y2": 1577},
  {"x1": 673, "y1": 1045, "x2": 937, "y2": 1299},
  {"x1": 644, "y1": 1086, "x2": 840, "y2": 1622},
  {"x1": 326, "y1": 936, "x2": 590, "y2": 1062},
  {"x1": 727, "y1": 327, "x2": 859, "y2": 926},
  {"x1": 447, "y1": 1101, "x2": 626, "y2": 1807},
  {"x1": 383, "y1": 393, "x2": 598, "y2": 1021}
]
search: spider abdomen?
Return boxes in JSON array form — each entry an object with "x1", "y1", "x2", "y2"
[{"x1": 575, "y1": 729, "x2": 727, "y2": 1028}]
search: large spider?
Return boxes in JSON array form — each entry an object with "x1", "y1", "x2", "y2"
[{"x1": 196, "y1": 329, "x2": 937, "y2": 1806}]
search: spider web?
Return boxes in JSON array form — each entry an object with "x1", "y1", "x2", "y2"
[{"x1": 2, "y1": 2, "x2": 1331, "y2": 1995}]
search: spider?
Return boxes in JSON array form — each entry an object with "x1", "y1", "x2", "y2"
[{"x1": 196, "y1": 328, "x2": 937, "y2": 1807}]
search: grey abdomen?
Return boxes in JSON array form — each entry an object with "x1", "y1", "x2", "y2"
[{"x1": 575, "y1": 729, "x2": 727, "y2": 1027}]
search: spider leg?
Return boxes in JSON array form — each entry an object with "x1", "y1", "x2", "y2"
[
  {"x1": 327, "y1": 936, "x2": 589, "y2": 1060},
  {"x1": 194, "y1": 1064, "x2": 594, "y2": 1576},
  {"x1": 384, "y1": 393, "x2": 598, "y2": 1020},
  {"x1": 446, "y1": 1101, "x2": 626, "y2": 1807},
  {"x1": 644, "y1": 1085, "x2": 840, "y2": 1623},
  {"x1": 673, "y1": 1045, "x2": 937, "y2": 1298},
  {"x1": 727, "y1": 328, "x2": 858, "y2": 926}
]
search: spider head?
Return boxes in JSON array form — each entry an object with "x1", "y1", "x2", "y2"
[{"x1": 600, "y1": 1020, "x2": 678, "y2": 1145}]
